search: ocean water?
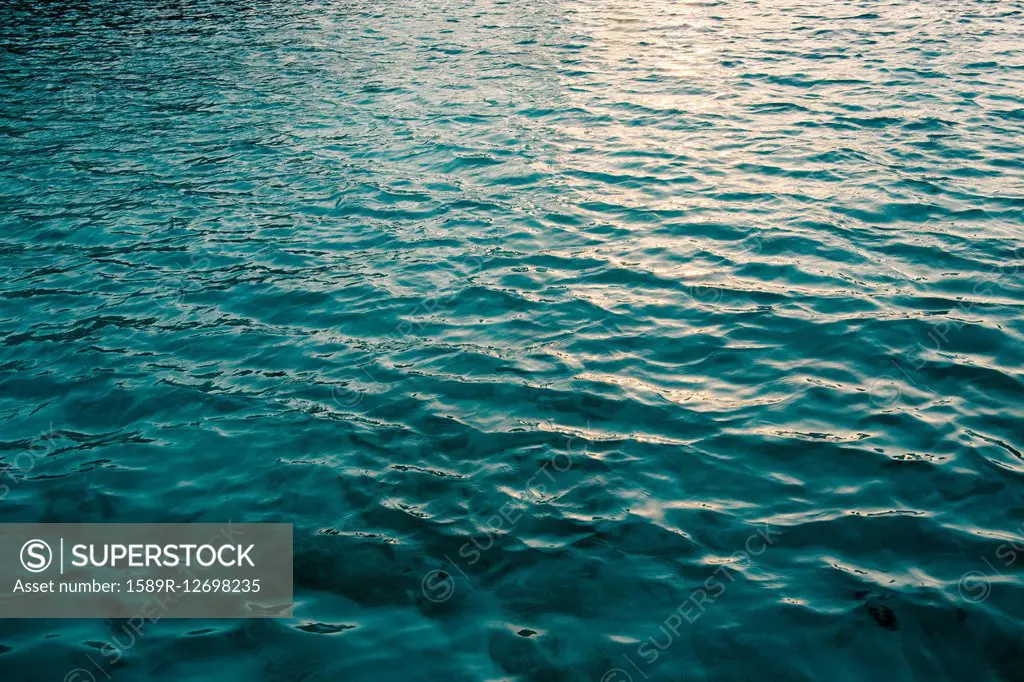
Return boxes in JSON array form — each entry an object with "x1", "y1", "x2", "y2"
[{"x1": 1, "y1": 0, "x2": 1023, "y2": 680}]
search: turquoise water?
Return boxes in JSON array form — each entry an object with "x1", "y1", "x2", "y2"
[{"x1": 2, "y1": 0, "x2": 1023, "y2": 679}]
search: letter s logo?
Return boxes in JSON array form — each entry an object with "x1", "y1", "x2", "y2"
[{"x1": 21, "y1": 539, "x2": 52, "y2": 573}]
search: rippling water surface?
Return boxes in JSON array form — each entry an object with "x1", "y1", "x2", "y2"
[{"x1": 2, "y1": 0, "x2": 1024, "y2": 680}]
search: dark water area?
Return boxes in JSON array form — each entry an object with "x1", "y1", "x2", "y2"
[{"x1": 1, "y1": 0, "x2": 1023, "y2": 680}]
